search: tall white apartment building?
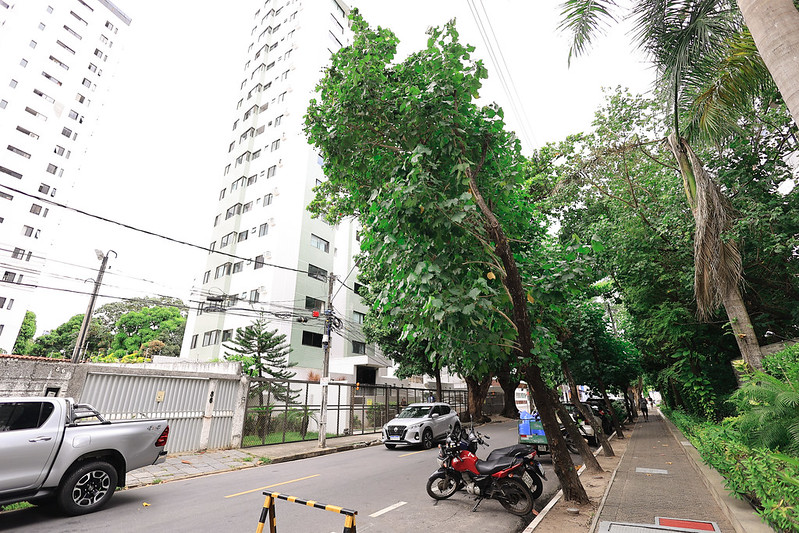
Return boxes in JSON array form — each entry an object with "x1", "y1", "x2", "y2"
[
  {"x1": 181, "y1": 0, "x2": 391, "y2": 385},
  {"x1": 0, "y1": 0, "x2": 130, "y2": 352}
]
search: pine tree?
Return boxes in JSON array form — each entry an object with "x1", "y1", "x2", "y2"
[{"x1": 223, "y1": 318, "x2": 296, "y2": 404}]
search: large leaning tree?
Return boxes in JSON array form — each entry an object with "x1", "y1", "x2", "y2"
[{"x1": 305, "y1": 11, "x2": 588, "y2": 502}]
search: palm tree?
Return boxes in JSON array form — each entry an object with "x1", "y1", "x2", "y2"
[
  {"x1": 560, "y1": 0, "x2": 765, "y2": 370},
  {"x1": 561, "y1": 0, "x2": 799, "y2": 131},
  {"x1": 737, "y1": 0, "x2": 799, "y2": 130}
]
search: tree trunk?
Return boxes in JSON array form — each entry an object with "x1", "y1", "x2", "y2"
[
  {"x1": 465, "y1": 374, "x2": 491, "y2": 424},
  {"x1": 590, "y1": 343, "x2": 625, "y2": 439},
  {"x1": 722, "y1": 286, "x2": 764, "y2": 371},
  {"x1": 497, "y1": 364, "x2": 521, "y2": 419},
  {"x1": 563, "y1": 361, "x2": 614, "y2": 457},
  {"x1": 667, "y1": 133, "x2": 764, "y2": 372},
  {"x1": 434, "y1": 363, "x2": 443, "y2": 401},
  {"x1": 468, "y1": 163, "x2": 588, "y2": 503},
  {"x1": 738, "y1": 0, "x2": 799, "y2": 131},
  {"x1": 551, "y1": 389, "x2": 603, "y2": 474}
]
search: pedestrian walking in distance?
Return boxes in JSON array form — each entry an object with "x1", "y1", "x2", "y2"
[{"x1": 639, "y1": 395, "x2": 649, "y2": 421}]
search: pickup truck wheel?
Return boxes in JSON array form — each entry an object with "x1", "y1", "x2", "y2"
[
  {"x1": 421, "y1": 428, "x2": 434, "y2": 449},
  {"x1": 57, "y1": 461, "x2": 118, "y2": 516}
]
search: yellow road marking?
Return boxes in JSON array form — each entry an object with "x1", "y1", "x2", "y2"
[
  {"x1": 398, "y1": 449, "x2": 430, "y2": 457},
  {"x1": 225, "y1": 474, "x2": 320, "y2": 498}
]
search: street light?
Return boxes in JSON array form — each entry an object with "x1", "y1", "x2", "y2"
[{"x1": 71, "y1": 249, "x2": 116, "y2": 363}]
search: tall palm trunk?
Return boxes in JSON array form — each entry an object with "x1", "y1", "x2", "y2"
[
  {"x1": 667, "y1": 133, "x2": 764, "y2": 371},
  {"x1": 738, "y1": 0, "x2": 799, "y2": 130}
]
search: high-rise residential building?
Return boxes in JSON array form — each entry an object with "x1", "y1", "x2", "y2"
[
  {"x1": 0, "y1": 0, "x2": 131, "y2": 352},
  {"x1": 180, "y1": 0, "x2": 392, "y2": 385}
]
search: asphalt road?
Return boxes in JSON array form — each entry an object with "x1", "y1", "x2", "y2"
[{"x1": 0, "y1": 420, "x2": 568, "y2": 533}]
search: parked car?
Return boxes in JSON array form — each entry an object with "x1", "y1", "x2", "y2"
[
  {"x1": 561, "y1": 403, "x2": 600, "y2": 446},
  {"x1": 0, "y1": 397, "x2": 168, "y2": 515},
  {"x1": 382, "y1": 402, "x2": 460, "y2": 449},
  {"x1": 584, "y1": 398, "x2": 618, "y2": 435}
]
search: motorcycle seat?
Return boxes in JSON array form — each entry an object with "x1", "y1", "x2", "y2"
[
  {"x1": 486, "y1": 444, "x2": 533, "y2": 462},
  {"x1": 475, "y1": 455, "x2": 518, "y2": 475}
]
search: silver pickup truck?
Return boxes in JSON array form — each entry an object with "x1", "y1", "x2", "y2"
[{"x1": 0, "y1": 396, "x2": 168, "y2": 515}]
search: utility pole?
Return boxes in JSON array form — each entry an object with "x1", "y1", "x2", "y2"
[
  {"x1": 71, "y1": 250, "x2": 115, "y2": 363},
  {"x1": 318, "y1": 272, "x2": 336, "y2": 448}
]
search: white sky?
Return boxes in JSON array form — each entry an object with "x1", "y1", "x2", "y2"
[{"x1": 31, "y1": 0, "x2": 652, "y2": 335}]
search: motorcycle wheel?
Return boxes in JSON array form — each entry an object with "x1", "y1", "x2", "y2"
[
  {"x1": 496, "y1": 478, "x2": 534, "y2": 516},
  {"x1": 527, "y1": 470, "x2": 544, "y2": 500},
  {"x1": 425, "y1": 473, "x2": 459, "y2": 500}
]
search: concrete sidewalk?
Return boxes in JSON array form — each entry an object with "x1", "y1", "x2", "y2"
[
  {"x1": 125, "y1": 432, "x2": 382, "y2": 489},
  {"x1": 594, "y1": 409, "x2": 772, "y2": 533}
]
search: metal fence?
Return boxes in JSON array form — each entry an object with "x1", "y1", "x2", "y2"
[{"x1": 242, "y1": 379, "x2": 469, "y2": 448}]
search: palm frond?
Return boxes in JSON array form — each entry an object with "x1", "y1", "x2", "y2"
[
  {"x1": 683, "y1": 29, "x2": 774, "y2": 140},
  {"x1": 558, "y1": 0, "x2": 618, "y2": 65}
]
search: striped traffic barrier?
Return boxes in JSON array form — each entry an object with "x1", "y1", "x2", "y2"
[{"x1": 255, "y1": 491, "x2": 357, "y2": 533}]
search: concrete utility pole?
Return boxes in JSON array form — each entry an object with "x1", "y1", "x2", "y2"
[
  {"x1": 318, "y1": 272, "x2": 336, "y2": 448},
  {"x1": 71, "y1": 249, "x2": 115, "y2": 363}
]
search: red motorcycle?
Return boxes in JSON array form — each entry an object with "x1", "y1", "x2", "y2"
[{"x1": 425, "y1": 427, "x2": 539, "y2": 516}]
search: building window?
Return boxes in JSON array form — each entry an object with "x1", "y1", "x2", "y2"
[
  {"x1": 232, "y1": 261, "x2": 243, "y2": 274},
  {"x1": 254, "y1": 255, "x2": 265, "y2": 269},
  {"x1": 7, "y1": 146, "x2": 31, "y2": 159},
  {"x1": 259, "y1": 223, "x2": 268, "y2": 237},
  {"x1": 302, "y1": 331, "x2": 323, "y2": 348},
  {"x1": 0, "y1": 100, "x2": 7, "y2": 109},
  {"x1": 46, "y1": 163, "x2": 58, "y2": 174},
  {"x1": 238, "y1": 231, "x2": 248, "y2": 242},
  {"x1": 263, "y1": 193, "x2": 273, "y2": 205},
  {"x1": 352, "y1": 341, "x2": 367, "y2": 355},
  {"x1": 38, "y1": 183, "x2": 50, "y2": 194},
  {"x1": 354, "y1": 282, "x2": 366, "y2": 296},
  {"x1": 30, "y1": 204, "x2": 42, "y2": 215},
  {"x1": 190, "y1": 335, "x2": 198, "y2": 349},
  {"x1": 219, "y1": 188, "x2": 226, "y2": 200},
  {"x1": 203, "y1": 270, "x2": 210, "y2": 283},
  {"x1": 266, "y1": 165, "x2": 277, "y2": 178},
  {"x1": 353, "y1": 311, "x2": 365, "y2": 324},
  {"x1": 310, "y1": 234, "x2": 329, "y2": 253},
  {"x1": 202, "y1": 330, "x2": 221, "y2": 346},
  {"x1": 308, "y1": 264, "x2": 327, "y2": 281},
  {"x1": 249, "y1": 289, "x2": 260, "y2": 303},
  {"x1": 305, "y1": 297, "x2": 324, "y2": 311},
  {"x1": 242, "y1": 201, "x2": 253, "y2": 213},
  {"x1": 22, "y1": 226, "x2": 34, "y2": 237},
  {"x1": 11, "y1": 248, "x2": 24, "y2": 260},
  {"x1": 220, "y1": 232, "x2": 235, "y2": 248},
  {"x1": 222, "y1": 329, "x2": 233, "y2": 342},
  {"x1": 215, "y1": 262, "x2": 232, "y2": 279},
  {"x1": 2, "y1": 271, "x2": 15, "y2": 282}
]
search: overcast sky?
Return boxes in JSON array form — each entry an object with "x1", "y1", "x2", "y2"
[{"x1": 30, "y1": 0, "x2": 652, "y2": 335}]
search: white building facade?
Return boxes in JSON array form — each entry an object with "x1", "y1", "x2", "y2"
[
  {"x1": 180, "y1": 0, "x2": 396, "y2": 385},
  {"x1": 0, "y1": 0, "x2": 130, "y2": 352}
]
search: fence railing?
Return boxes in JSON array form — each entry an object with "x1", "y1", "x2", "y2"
[{"x1": 242, "y1": 379, "x2": 469, "y2": 448}]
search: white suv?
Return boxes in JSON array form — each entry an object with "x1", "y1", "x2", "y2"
[{"x1": 382, "y1": 402, "x2": 460, "y2": 449}]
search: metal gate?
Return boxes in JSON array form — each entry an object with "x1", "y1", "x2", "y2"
[{"x1": 80, "y1": 372, "x2": 239, "y2": 453}]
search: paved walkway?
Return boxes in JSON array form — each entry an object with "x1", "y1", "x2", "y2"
[
  {"x1": 595, "y1": 409, "x2": 771, "y2": 533},
  {"x1": 126, "y1": 432, "x2": 382, "y2": 488}
]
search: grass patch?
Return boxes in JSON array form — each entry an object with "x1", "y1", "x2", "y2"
[
  {"x1": 0, "y1": 502, "x2": 34, "y2": 512},
  {"x1": 242, "y1": 431, "x2": 336, "y2": 447}
]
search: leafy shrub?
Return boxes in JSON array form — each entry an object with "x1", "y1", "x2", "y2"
[{"x1": 666, "y1": 408, "x2": 799, "y2": 531}]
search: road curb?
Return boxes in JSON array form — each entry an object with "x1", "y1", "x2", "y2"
[
  {"x1": 267, "y1": 439, "x2": 380, "y2": 464},
  {"x1": 660, "y1": 414, "x2": 773, "y2": 533},
  {"x1": 523, "y1": 433, "x2": 617, "y2": 533}
]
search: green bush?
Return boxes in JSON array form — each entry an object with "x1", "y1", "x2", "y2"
[{"x1": 666, "y1": 408, "x2": 799, "y2": 531}]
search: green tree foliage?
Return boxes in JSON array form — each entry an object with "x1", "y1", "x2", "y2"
[
  {"x1": 27, "y1": 314, "x2": 86, "y2": 358},
  {"x1": 12, "y1": 311, "x2": 36, "y2": 355},
  {"x1": 545, "y1": 88, "x2": 799, "y2": 417},
  {"x1": 224, "y1": 318, "x2": 296, "y2": 404},
  {"x1": 304, "y1": 11, "x2": 589, "y2": 502},
  {"x1": 730, "y1": 347, "x2": 799, "y2": 454},
  {"x1": 111, "y1": 306, "x2": 186, "y2": 355}
]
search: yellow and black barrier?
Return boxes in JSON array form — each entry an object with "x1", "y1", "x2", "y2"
[{"x1": 255, "y1": 491, "x2": 357, "y2": 533}]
